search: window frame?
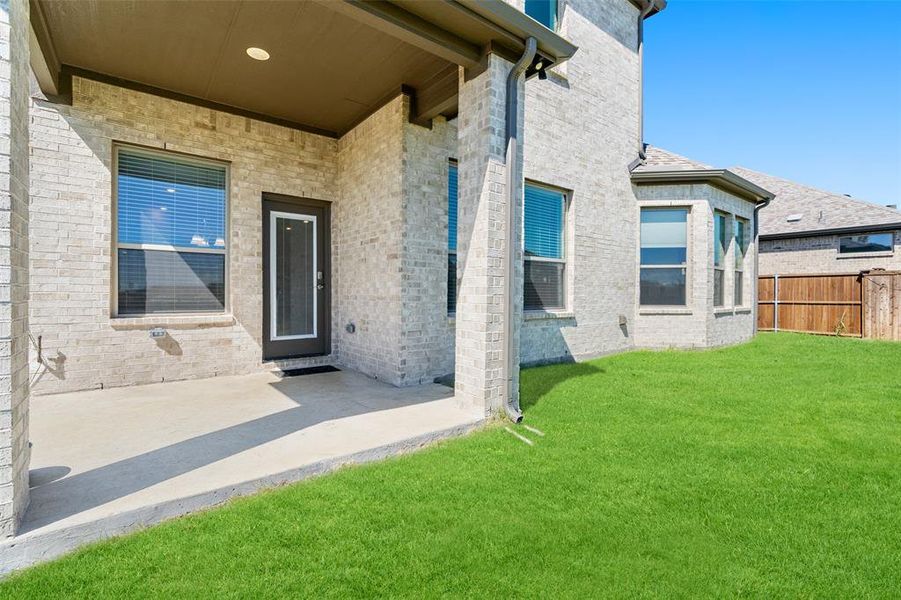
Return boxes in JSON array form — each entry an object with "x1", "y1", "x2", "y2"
[
  {"x1": 447, "y1": 159, "x2": 458, "y2": 315},
  {"x1": 111, "y1": 143, "x2": 231, "y2": 318},
  {"x1": 523, "y1": 179, "x2": 569, "y2": 312},
  {"x1": 639, "y1": 206, "x2": 691, "y2": 308},
  {"x1": 837, "y1": 232, "x2": 895, "y2": 256},
  {"x1": 713, "y1": 211, "x2": 729, "y2": 308},
  {"x1": 733, "y1": 217, "x2": 749, "y2": 307},
  {"x1": 524, "y1": 0, "x2": 559, "y2": 31}
]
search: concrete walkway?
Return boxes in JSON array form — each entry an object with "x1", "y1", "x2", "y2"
[{"x1": 0, "y1": 370, "x2": 483, "y2": 574}]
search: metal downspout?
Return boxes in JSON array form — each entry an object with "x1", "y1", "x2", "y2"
[
  {"x1": 503, "y1": 37, "x2": 537, "y2": 423},
  {"x1": 636, "y1": 0, "x2": 655, "y2": 162},
  {"x1": 753, "y1": 198, "x2": 772, "y2": 334}
]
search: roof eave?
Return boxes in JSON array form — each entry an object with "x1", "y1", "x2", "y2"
[
  {"x1": 631, "y1": 168, "x2": 775, "y2": 204},
  {"x1": 629, "y1": 0, "x2": 668, "y2": 19},
  {"x1": 760, "y1": 222, "x2": 901, "y2": 241},
  {"x1": 453, "y1": 0, "x2": 578, "y2": 65}
]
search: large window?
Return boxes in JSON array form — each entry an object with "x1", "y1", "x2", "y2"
[
  {"x1": 734, "y1": 218, "x2": 748, "y2": 306},
  {"x1": 640, "y1": 208, "x2": 688, "y2": 306},
  {"x1": 115, "y1": 146, "x2": 227, "y2": 315},
  {"x1": 524, "y1": 183, "x2": 566, "y2": 311},
  {"x1": 447, "y1": 161, "x2": 458, "y2": 314},
  {"x1": 713, "y1": 212, "x2": 728, "y2": 307},
  {"x1": 838, "y1": 233, "x2": 894, "y2": 254},
  {"x1": 525, "y1": 0, "x2": 558, "y2": 30}
]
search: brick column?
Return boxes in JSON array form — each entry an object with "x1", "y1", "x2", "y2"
[
  {"x1": 454, "y1": 54, "x2": 524, "y2": 416},
  {"x1": 0, "y1": 0, "x2": 30, "y2": 537}
]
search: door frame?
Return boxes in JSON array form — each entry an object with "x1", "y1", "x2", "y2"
[{"x1": 261, "y1": 193, "x2": 331, "y2": 360}]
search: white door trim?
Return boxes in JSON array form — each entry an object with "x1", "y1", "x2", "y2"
[{"x1": 269, "y1": 210, "x2": 317, "y2": 341}]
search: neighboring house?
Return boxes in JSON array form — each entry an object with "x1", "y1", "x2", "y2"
[
  {"x1": 730, "y1": 168, "x2": 901, "y2": 275},
  {"x1": 0, "y1": 0, "x2": 775, "y2": 536}
]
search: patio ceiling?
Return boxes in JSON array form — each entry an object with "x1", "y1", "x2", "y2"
[{"x1": 29, "y1": 0, "x2": 578, "y2": 138}]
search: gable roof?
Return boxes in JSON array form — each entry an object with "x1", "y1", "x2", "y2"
[
  {"x1": 731, "y1": 167, "x2": 901, "y2": 239},
  {"x1": 631, "y1": 146, "x2": 773, "y2": 204}
]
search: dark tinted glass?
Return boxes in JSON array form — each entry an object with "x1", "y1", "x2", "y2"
[
  {"x1": 447, "y1": 254, "x2": 457, "y2": 314},
  {"x1": 525, "y1": 261, "x2": 564, "y2": 310},
  {"x1": 839, "y1": 233, "x2": 893, "y2": 254},
  {"x1": 714, "y1": 268, "x2": 724, "y2": 307},
  {"x1": 640, "y1": 268, "x2": 686, "y2": 306},
  {"x1": 118, "y1": 249, "x2": 225, "y2": 315}
]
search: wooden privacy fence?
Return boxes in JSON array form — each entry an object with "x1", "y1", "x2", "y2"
[{"x1": 758, "y1": 271, "x2": 901, "y2": 340}]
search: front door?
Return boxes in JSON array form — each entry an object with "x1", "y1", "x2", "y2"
[{"x1": 262, "y1": 193, "x2": 330, "y2": 360}]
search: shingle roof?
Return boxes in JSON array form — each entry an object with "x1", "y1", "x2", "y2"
[
  {"x1": 730, "y1": 167, "x2": 901, "y2": 237},
  {"x1": 631, "y1": 146, "x2": 772, "y2": 204},
  {"x1": 633, "y1": 145, "x2": 714, "y2": 172}
]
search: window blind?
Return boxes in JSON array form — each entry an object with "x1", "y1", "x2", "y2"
[
  {"x1": 524, "y1": 183, "x2": 566, "y2": 310},
  {"x1": 448, "y1": 162, "x2": 458, "y2": 252},
  {"x1": 116, "y1": 147, "x2": 227, "y2": 315},
  {"x1": 447, "y1": 162, "x2": 458, "y2": 313},
  {"x1": 524, "y1": 184, "x2": 564, "y2": 259},
  {"x1": 118, "y1": 148, "x2": 226, "y2": 248}
]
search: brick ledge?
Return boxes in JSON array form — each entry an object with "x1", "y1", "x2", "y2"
[{"x1": 110, "y1": 314, "x2": 237, "y2": 330}]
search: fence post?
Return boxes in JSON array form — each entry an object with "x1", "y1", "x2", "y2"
[{"x1": 773, "y1": 274, "x2": 779, "y2": 332}]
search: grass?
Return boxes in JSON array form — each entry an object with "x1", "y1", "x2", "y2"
[{"x1": 3, "y1": 333, "x2": 900, "y2": 598}]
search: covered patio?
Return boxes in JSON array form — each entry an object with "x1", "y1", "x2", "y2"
[
  {"x1": 0, "y1": 368, "x2": 482, "y2": 574},
  {"x1": 1, "y1": 0, "x2": 577, "y2": 549}
]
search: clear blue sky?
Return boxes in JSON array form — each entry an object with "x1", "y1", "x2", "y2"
[{"x1": 644, "y1": 0, "x2": 901, "y2": 205}]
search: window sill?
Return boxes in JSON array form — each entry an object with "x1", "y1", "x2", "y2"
[
  {"x1": 837, "y1": 252, "x2": 894, "y2": 260},
  {"x1": 714, "y1": 307, "x2": 734, "y2": 315},
  {"x1": 638, "y1": 307, "x2": 693, "y2": 316},
  {"x1": 111, "y1": 313, "x2": 236, "y2": 330},
  {"x1": 524, "y1": 310, "x2": 575, "y2": 321},
  {"x1": 734, "y1": 307, "x2": 753, "y2": 314}
]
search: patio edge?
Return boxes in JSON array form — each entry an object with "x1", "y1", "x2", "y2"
[{"x1": 0, "y1": 417, "x2": 485, "y2": 577}]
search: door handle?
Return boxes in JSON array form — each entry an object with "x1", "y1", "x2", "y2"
[{"x1": 317, "y1": 271, "x2": 324, "y2": 290}]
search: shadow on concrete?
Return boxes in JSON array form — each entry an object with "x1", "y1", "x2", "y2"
[
  {"x1": 21, "y1": 373, "x2": 439, "y2": 534},
  {"x1": 29, "y1": 466, "x2": 71, "y2": 487}
]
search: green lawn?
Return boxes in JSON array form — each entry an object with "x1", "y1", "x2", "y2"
[{"x1": 3, "y1": 333, "x2": 900, "y2": 597}]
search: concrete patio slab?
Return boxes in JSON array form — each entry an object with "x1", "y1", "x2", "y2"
[{"x1": 0, "y1": 370, "x2": 483, "y2": 575}]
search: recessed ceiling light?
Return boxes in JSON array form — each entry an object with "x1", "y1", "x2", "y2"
[{"x1": 246, "y1": 47, "x2": 270, "y2": 61}]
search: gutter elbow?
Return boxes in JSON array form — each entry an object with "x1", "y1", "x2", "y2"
[{"x1": 505, "y1": 403, "x2": 524, "y2": 424}]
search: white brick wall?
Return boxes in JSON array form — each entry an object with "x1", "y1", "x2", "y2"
[
  {"x1": 0, "y1": 0, "x2": 30, "y2": 537},
  {"x1": 394, "y1": 0, "x2": 759, "y2": 376},
  {"x1": 333, "y1": 95, "x2": 406, "y2": 385},
  {"x1": 760, "y1": 231, "x2": 901, "y2": 275},
  {"x1": 454, "y1": 56, "x2": 520, "y2": 414},
  {"x1": 29, "y1": 77, "x2": 422, "y2": 394},
  {"x1": 24, "y1": 0, "x2": 762, "y2": 410},
  {"x1": 518, "y1": 0, "x2": 642, "y2": 364},
  {"x1": 633, "y1": 183, "x2": 758, "y2": 348},
  {"x1": 400, "y1": 115, "x2": 457, "y2": 384}
]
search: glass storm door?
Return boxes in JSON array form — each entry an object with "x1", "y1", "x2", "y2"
[{"x1": 262, "y1": 195, "x2": 330, "y2": 359}]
